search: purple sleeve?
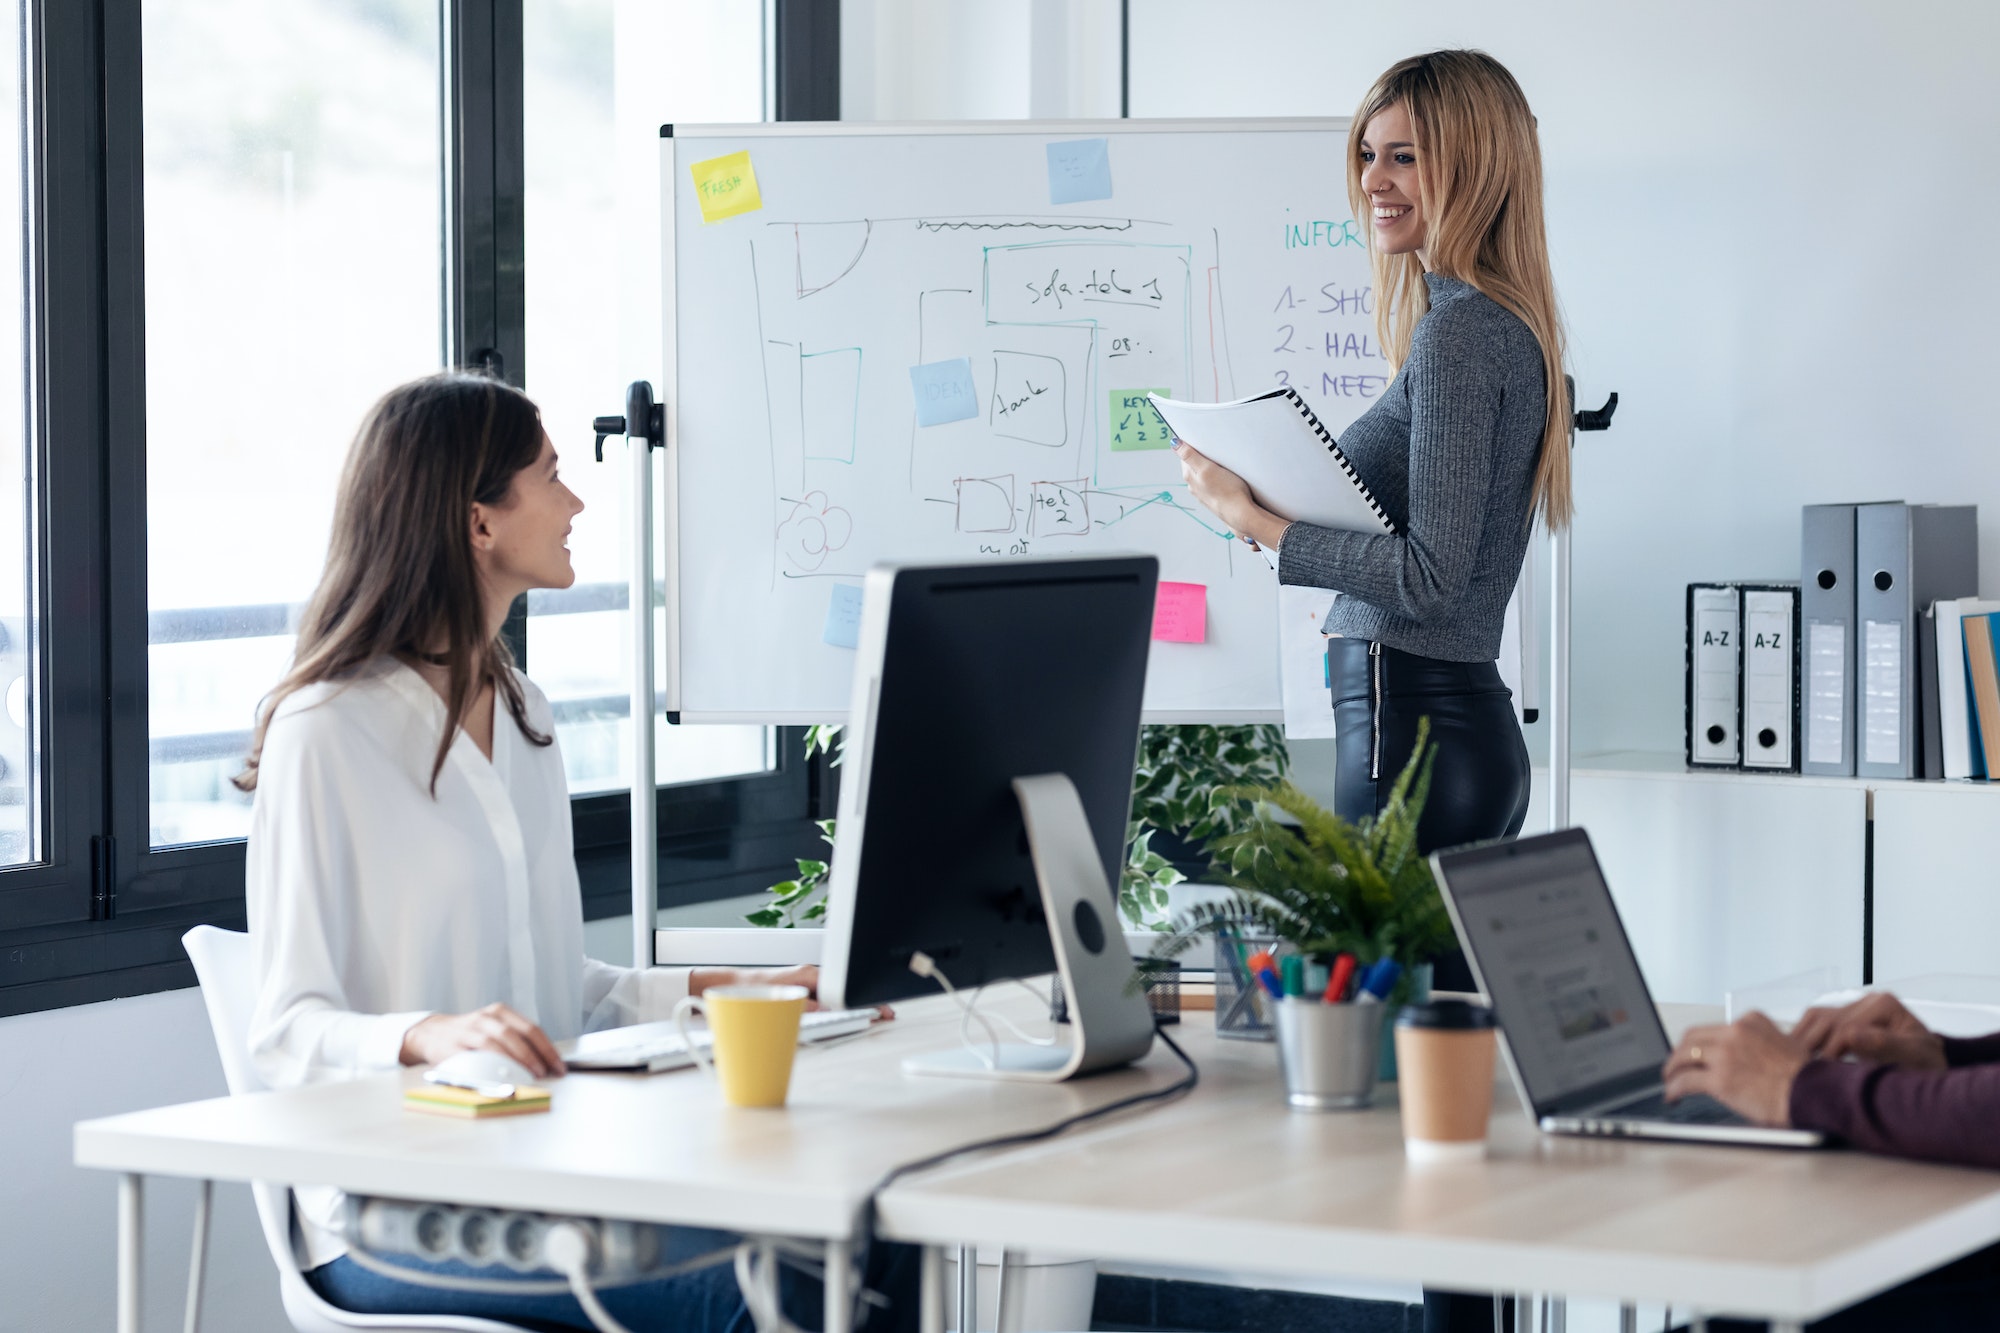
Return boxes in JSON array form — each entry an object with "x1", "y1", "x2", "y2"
[
  {"x1": 1943, "y1": 1032, "x2": 2000, "y2": 1067},
  {"x1": 1790, "y1": 1058, "x2": 2000, "y2": 1168}
]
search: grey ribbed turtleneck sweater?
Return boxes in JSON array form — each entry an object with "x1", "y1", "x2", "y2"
[{"x1": 1277, "y1": 273, "x2": 1548, "y2": 663}]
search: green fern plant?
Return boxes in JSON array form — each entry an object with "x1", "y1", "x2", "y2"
[{"x1": 1146, "y1": 718, "x2": 1454, "y2": 989}]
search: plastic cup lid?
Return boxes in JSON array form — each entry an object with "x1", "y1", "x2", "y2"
[{"x1": 1396, "y1": 998, "x2": 1497, "y2": 1030}]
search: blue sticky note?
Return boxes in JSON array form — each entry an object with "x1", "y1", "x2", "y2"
[
  {"x1": 908, "y1": 357, "x2": 979, "y2": 427},
  {"x1": 1046, "y1": 138, "x2": 1112, "y2": 205},
  {"x1": 823, "y1": 584, "x2": 865, "y2": 649}
]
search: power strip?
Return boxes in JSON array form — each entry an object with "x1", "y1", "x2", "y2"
[{"x1": 347, "y1": 1196, "x2": 676, "y2": 1281}]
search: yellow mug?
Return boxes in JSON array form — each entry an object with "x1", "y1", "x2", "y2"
[{"x1": 672, "y1": 984, "x2": 809, "y2": 1108}]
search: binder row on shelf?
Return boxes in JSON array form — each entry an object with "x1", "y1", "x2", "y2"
[
  {"x1": 1686, "y1": 502, "x2": 1985, "y2": 778},
  {"x1": 1685, "y1": 582, "x2": 1801, "y2": 771}
]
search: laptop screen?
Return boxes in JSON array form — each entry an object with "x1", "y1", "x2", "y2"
[{"x1": 1434, "y1": 831, "x2": 1673, "y2": 1113}]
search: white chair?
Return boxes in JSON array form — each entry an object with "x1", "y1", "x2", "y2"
[{"x1": 181, "y1": 925, "x2": 530, "y2": 1333}]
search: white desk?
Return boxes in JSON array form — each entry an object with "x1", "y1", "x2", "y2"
[
  {"x1": 75, "y1": 996, "x2": 2000, "y2": 1333},
  {"x1": 72, "y1": 992, "x2": 1185, "y2": 1333},
  {"x1": 879, "y1": 1007, "x2": 2000, "y2": 1332}
]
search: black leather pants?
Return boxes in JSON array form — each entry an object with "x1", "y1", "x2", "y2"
[
  {"x1": 1328, "y1": 638, "x2": 1531, "y2": 858},
  {"x1": 1328, "y1": 638, "x2": 1531, "y2": 1333}
]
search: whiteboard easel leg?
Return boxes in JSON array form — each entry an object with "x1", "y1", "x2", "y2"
[
  {"x1": 1550, "y1": 517, "x2": 1572, "y2": 830},
  {"x1": 629, "y1": 432, "x2": 658, "y2": 971}
]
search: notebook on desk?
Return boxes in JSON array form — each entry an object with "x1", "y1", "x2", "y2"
[{"x1": 1431, "y1": 830, "x2": 1824, "y2": 1149}]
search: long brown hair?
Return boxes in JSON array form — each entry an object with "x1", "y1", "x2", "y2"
[
  {"x1": 1347, "y1": 50, "x2": 1573, "y2": 529},
  {"x1": 237, "y1": 372, "x2": 553, "y2": 794}
]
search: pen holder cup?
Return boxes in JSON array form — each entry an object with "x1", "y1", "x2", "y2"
[
  {"x1": 1214, "y1": 935, "x2": 1286, "y2": 1042},
  {"x1": 1274, "y1": 998, "x2": 1383, "y2": 1111}
]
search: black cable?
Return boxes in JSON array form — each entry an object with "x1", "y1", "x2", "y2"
[{"x1": 842, "y1": 1019, "x2": 1200, "y2": 1329}]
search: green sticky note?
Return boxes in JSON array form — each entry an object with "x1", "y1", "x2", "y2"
[{"x1": 1109, "y1": 389, "x2": 1172, "y2": 451}]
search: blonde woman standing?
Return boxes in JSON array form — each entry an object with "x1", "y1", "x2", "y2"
[
  {"x1": 1177, "y1": 49, "x2": 1564, "y2": 891},
  {"x1": 1176, "y1": 49, "x2": 1568, "y2": 1333}
]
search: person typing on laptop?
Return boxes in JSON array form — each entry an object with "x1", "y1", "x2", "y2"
[
  {"x1": 1666, "y1": 991, "x2": 2000, "y2": 1169},
  {"x1": 1663, "y1": 994, "x2": 2000, "y2": 1331}
]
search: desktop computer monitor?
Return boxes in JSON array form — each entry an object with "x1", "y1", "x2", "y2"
[{"x1": 820, "y1": 556, "x2": 1161, "y2": 1081}]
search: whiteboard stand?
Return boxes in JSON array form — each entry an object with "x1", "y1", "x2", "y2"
[
  {"x1": 593, "y1": 383, "x2": 667, "y2": 968},
  {"x1": 1554, "y1": 383, "x2": 1620, "y2": 831}
]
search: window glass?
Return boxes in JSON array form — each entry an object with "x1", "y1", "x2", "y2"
[
  {"x1": 142, "y1": 0, "x2": 444, "y2": 846},
  {"x1": 523, "y1": 0, "x2": 772, "y2": 795},
  {"x1": 0, "y1": 0, "x2": 32, "y2": 867}
]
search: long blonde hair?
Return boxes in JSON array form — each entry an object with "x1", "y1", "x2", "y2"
[{"x1": 1346, "y1": 50, "x2": 1572, "y2": 529}]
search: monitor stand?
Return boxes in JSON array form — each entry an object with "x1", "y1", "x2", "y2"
[{"x1": 903, "y1": 773, "x2": 1159, "y2": 1083}]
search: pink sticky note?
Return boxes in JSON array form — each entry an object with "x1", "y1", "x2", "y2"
[{"x1": 1152, "y1": 581, "x2": 1207, "y2": 644}]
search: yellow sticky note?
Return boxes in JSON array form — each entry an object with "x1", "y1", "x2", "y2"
[{"x1": 690, "y1": 150, "x2": 762, "y2": 223}]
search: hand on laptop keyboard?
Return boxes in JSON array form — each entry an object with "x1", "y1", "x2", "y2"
[{"x1": 1662, "y1": 1012, "x2": 1809, "y2": 1129}]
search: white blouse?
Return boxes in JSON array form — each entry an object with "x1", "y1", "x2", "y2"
[{"x1": 246, "y1": 657, "x2": 690, "y2": 1266}]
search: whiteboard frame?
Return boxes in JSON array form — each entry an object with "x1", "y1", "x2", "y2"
[{"x1": 660, "y1": 117, "x2": 1364, "y2": 724}]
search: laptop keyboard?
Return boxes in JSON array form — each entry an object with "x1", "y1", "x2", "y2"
[{"x1": 1610, "y1": 1091, "x2": 1745, "y2": 1126}]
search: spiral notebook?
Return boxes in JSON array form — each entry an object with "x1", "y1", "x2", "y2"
[{"x1": 1146, "y1": 389, "x2": 1395, "y2": 542}]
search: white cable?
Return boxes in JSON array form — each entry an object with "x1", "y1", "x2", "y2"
[
  {"x1": 545, "y1": 1223, "x2": 637, "y2": 1333},
  {"x1": 734, "y1": 1239, "x2": 810, "y2": 1333},
  {"x1": 965, "y1": 981, "x2": 1059, "y2": 1049},
  {"x1": 910, "y1": 951, "x2": 1001, "y2": 1069},
  {"x1": 993, "y1": 979, "x2": 1061, "y2": 1046}
]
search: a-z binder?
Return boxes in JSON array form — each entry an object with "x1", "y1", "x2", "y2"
[
  {"x1": 1686, "y1": 583, "x2": 1742, "y2": 768},
  {"x1": 1740, "y1": 583, "x2": 1801, "y2": 771},
  {"x1": 1800, "y1": 504, "x2": 1857, "y2": 776},
  {"x1": 1854, "y1": 502, "x2": 1978, "y2": 781}
]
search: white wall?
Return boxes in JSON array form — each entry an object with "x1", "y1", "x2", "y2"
[
  {"x1": 842, "y1": 0, "x2": 1120, "y2": 120},
  {"x1": 1122, "y1": 0, "x2": 2000, "y2": 756},
  {"x1": 855, "y1": 0, "x2": 2000, "y2": 757},
  {"x1": 0, "y1": 988, "x2": 286, "y2": 1333}
]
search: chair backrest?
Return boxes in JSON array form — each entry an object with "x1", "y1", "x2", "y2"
[
  {"x1": 183, "y1": 924, "x2": 267, "y2": 1096},
  {"x1": 181, "y1": 926, "x2": 533, "y2": 1333}
]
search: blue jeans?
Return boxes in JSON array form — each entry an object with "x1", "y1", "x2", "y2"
[{"x1": 307, "y1": 1229, "x2": 920, "y2": 1333}]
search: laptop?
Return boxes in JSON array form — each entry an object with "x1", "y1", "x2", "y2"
[{"x1": 1429, "y1": 829, "x2": 1823, "y2": 1149}]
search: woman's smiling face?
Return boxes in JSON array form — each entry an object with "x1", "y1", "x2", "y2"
[{"x1": 1358, "y1": 101, "x2": 1425, "y2": 259}]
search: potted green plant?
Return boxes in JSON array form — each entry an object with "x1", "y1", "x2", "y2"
[
  {"x1": 749, "y1": 726, "x2": 1213, "y2": 933},
  {"x1": 1129, "y1": 723, "x2": 1291, "y2": 880},
  {"x1": 1147, "y1": 718, "x2": 1454, "y2": 1020},
  {"x1": 745, "y1": 726, "x2": 841, "y2": 929}
]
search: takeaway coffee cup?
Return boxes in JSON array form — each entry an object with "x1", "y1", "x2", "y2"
[{"x1": 1394, "y1": 999, "x2": 1499, "y2": 1161}]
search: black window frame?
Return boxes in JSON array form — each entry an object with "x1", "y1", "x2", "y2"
[{"x1": 0, "y1": 0, "x2": 841, "y2": 1017}]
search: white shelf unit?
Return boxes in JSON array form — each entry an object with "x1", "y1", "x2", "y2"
[
  {"x1": 1873, "y1": 782, "x2": 2000, "y2": 981},
  {"x1": 1550, "y1": 752, "x2": 1999, "y2": 1005}
]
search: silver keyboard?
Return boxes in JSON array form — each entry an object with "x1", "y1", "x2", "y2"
[{"x1": 561, "y1": 1007, "x2": 881, "y2": 1073}]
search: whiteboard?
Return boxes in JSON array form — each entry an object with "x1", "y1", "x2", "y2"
[{"x1": 664, "y1": 118, "x2": 1393, "y2": 722}]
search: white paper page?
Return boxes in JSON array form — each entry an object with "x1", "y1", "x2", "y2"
[
  {"x1": 1149, "y1": 392, "x2": 1391, "y2": 536},
  {"x1": 1278, "y1": 585, "x2": 1339, "y2": 740}
]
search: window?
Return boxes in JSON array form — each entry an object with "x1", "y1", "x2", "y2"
[
  {"x1": 0, "y1": 0, "x2": 32, "y2": 870},
  {"x1": 141, "y1": 0, "x2": 445, "y2": 848},
  {"x1": 0, "y1": 0, "x2": 841, "y2": 1017},
  {"x1": 521, "y1": 0, "x2": 771, "y2": 796}
]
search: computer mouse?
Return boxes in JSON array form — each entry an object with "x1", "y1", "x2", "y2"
[{"x1": 428, "y1": 1048, "x2": 539, "y2": 1091}]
